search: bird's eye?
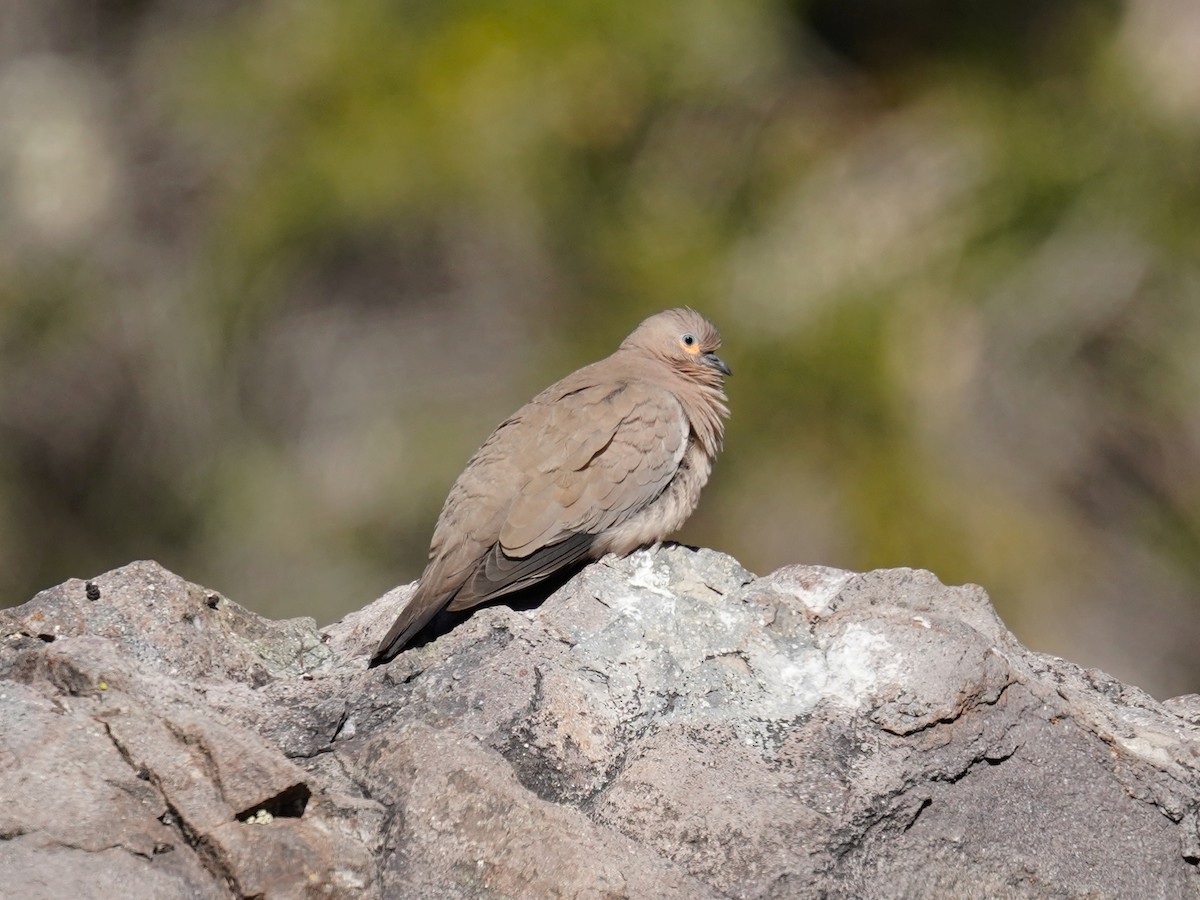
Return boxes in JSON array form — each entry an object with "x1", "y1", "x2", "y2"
[{"x1": 681, "y1": 333, "x2": 697, "y2": 348}]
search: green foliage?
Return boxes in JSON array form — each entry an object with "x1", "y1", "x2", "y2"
[{"x1": 4, "y1": 0, "x2": 1200, "y2": 694}]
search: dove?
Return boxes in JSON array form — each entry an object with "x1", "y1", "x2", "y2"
[{"x1": 369, "y1": 308, "x2": 730, "y2": 666}]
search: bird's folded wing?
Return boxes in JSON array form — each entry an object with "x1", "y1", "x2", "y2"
[
  {"x1": 504, "y1": 380, "x2": 687, "y2": 552},
  {"x1": 445, "y1": 380, "x2": 687, "y2": 612},
  {"x1": 444, "y1": 531, "x2": 595, "y2": 611}
]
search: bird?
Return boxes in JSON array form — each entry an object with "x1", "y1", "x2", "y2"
[{"x1": 369, "y1": 308, "x2": 731, "y2": 666}]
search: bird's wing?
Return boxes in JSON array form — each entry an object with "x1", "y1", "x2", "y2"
[
  {"x1": 371, "y1": 376, "x2": 688, "y2": 661},
  {"x1": 442, "y1": 379, "x2": 687, "y2": 613},
  {"x1": 500, "y1": 379, "x2": 688, "y2": 554}
]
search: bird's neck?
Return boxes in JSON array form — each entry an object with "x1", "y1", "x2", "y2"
[{"x1": 671, "y1": 368, "x2": 728, "y2": 459}]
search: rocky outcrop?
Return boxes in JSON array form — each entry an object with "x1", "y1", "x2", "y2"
[{"x1": 2, "y1": 548, "x2": 1199, "y2": 898}]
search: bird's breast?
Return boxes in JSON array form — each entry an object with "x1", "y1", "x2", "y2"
[{"x1": 594, "y1": 438, "x2": 715, "y2": 556}]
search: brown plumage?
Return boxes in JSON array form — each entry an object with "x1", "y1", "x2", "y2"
[{"x1": 369, "y1": 308, "x2": 731, "y2": 666}]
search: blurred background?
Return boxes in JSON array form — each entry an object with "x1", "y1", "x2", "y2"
[{"x1": 3, "y1": 0, "x2": 1199, "y2": 698}]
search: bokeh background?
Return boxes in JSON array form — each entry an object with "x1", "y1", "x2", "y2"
[{"x1": 3, "y1": 0, "x2": 1199, "y2": 698}]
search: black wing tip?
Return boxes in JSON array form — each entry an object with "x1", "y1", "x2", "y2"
[
  {"x1": 368, "y1": 598, "x2": 439, "y2": 667},
  {"x1": 368, "y1": 629, "x2": 411, "y2": 667},
  {"x1": 367, "y1": 648, "x2": 391, "y2": 668}
]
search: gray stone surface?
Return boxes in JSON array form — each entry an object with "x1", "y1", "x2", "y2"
[{"x1": 3, "y1": 548, "x2": 1199, "y2": 898}]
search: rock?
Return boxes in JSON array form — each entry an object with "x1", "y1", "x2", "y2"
[{"x1": 2, "y1": 547, "x2": 1200, "y2": 898}]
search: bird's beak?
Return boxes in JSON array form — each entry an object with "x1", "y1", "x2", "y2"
[{"x1": 702, "y1": 351, "x2": 732, "y2": 376}]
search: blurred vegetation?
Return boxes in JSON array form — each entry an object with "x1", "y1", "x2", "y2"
[{"x1": 3, "y1": 0, "x2": 1199, "y2": 697}]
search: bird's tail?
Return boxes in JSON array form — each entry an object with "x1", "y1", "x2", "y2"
[{"x1": 368, "y1": 583, "x2": 447, "y2": 667}]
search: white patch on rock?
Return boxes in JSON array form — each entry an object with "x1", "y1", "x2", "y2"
[
  {"x1": 749, "y1": 643, "x2": 829, "y2": 719},
  {"x1": 1116, "y1": 729, "x2": 1179, "y2": 769},
  {"x1": 823, "y1": 624, "x2": 900, "y2": 705},
  {"x1": 627, "y1": 551, "x2": 674, "y2": 598},
  {"x1": 716, "y1": 607, "x2": 740, "y2": 629},
  {"x1": 792, "y1": 568, "x2": 854, "y2": 615},
  {"x1": 610, "y1": 593, "x2": 645, "y2": 620}
]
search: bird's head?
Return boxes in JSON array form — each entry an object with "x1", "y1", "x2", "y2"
[{"x1": 621, "y1": 308, "x2": 731, "y2": 382}]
